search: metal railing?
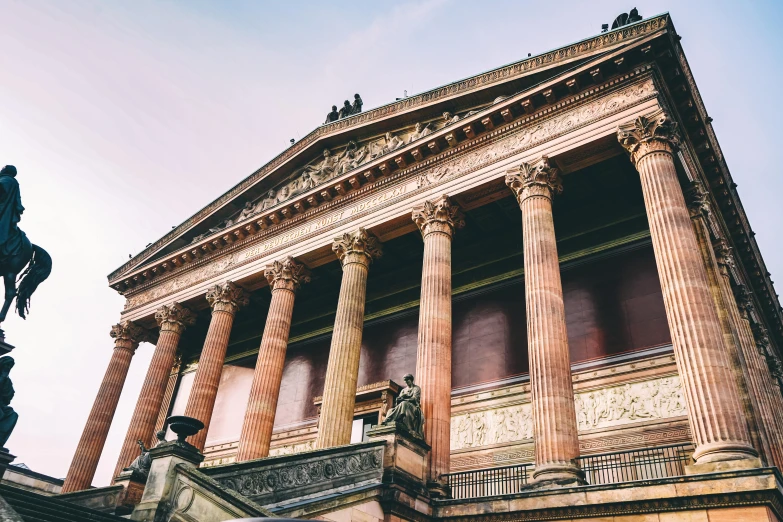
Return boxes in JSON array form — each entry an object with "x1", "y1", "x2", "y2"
[
  {"x1": 446, "y1": 463, "x2": 531, "y2": 499},
  {"x1": 576, "y1": 443, "x2": 694, "y2": 485},
  {"x1": 444, "y1": 443, "x2": 694, "y2": 500}
]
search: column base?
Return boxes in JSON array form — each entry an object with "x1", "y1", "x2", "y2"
[
  {"x1": 532, "y1": 463, "x2": 585, "y2": 486},
  {"x1": 692, "y1": 441, "x2": 759, "y2": 464}
]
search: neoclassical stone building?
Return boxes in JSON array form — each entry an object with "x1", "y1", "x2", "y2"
[{"x1": 33, "y1": 10, "x2": 783, "y2": 522}]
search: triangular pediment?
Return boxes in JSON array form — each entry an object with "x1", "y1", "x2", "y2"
[{"x1": 109, "y1": 14, "x2": 671, "y2": 288}]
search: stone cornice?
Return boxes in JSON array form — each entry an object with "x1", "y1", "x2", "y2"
[
  {"x1": 121, "y1": 67, "x2": 659, "y2": 314},
  {"x1": 108, "y1": 14, "x2": 670, "y2": 284}
]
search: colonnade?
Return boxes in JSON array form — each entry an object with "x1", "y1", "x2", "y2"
[{"x1": 62, "y1": 109, "x2": 766, "y2": 493}]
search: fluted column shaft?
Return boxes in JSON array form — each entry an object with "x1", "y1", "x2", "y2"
[
  {"x1": 184, "y1": 282, "x2": 248, "y2": 452},
  {"x1": 618, "y1": 110, "x2": 756, "y2": 464},
  {"x1": 237, "y1": 257, "x2": 309, "y2": 461},
  {"x1": 153, "y1": 362, "x2": 180, "y2": 437},
  {"x1": 62, "y1": 321, "x2": 150, "y2": 493},
  {"x1": 316, "y1": 228, "x2": 382, "y2": 449},
  {"x1": 112, "y1": 303, "x2": 194, "y2": 480},
  {"x1": 413, "y1": 196, "x2": 464, "y2": 484},
  {"x1": 506, "y1": 158, "x2": 581, "y2": 482}
]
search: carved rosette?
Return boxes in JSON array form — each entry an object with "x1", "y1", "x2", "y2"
[
  {"x1": 412, "y1": 195, "x2": 465, "y2": 238},
  {"x1": 206, "y1": 281, "x2": 249, "y2": 315},
  {"x1": 155, "y1": 302, "x2": 196, "y2": 335},
  {"x1": 687, "y1": 181, "x2": 712, "y2": 220},
  {"x1": 332, "y1": 228, "x2": 383, "y2": 268},
  {"x1": 617, "y1": 108, "x2": 681, "y2": 165},
  {"x1": 264, "y1": 256, "x2": 311, "y2": 293},
  {"x1": 110, "y1": 320, "x2": 153, "y2": 351},
  {"x1": 505, "y1": 156, "x2": 563, "y2": 204}
]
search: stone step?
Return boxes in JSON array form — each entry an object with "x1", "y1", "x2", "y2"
[{"x1": 0, "y1": 484, "x2": 126, "y2": 522}]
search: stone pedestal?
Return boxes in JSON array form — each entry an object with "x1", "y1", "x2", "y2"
[
  {"x1": 412, "y1": 195, "x2": 463, "y2": 487},
  {"x1": 316, "y1": 229, "x2": 382, "y2": 449},
  {"x1": 506, "y1": 158, "x2": 583, "y2": 484},
  {"x1": 0, "y1": 449, "x2": 16, "y2": 479},
  {"x1": 63, "y1": 321, "x2": 152, "y2": 493},
  {"x1": 367, "y1": 424, "x2": 432, "y2": 495},
  {"x1": 237, "y1": 257, "x2": 309, "y2": 462},
  {"x1": 114, "y1": 303, "x2": 194, "y2": 480},
  {"x1": 184, "y1": 282, "x2": 248, "y2": 451},
  {"x1": 618, "y1": 110, "x2": 757, "y2": 466}
]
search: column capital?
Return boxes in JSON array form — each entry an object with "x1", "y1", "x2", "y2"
[
  {"x1": 110, "y1": 320, "x2": 153, "y2": 351},
  {"x1": 332, "y1": 228, "x2": 383, "y2": 268},
  {"x1": 264, "y1": 256, "x2": 311, "y2": 292},
  {"x1": 734, "y1": 284, "x2": 756, "y2": 321},
  {"x1": 505, "y1": 156, "x2": 562, "y2": 205},
  {"x1": 712, "y1": 239, "x2": 735, "y2": 277},
  {"x1": 617, "y1": 108, "x2": 681, "y2": 165},
  {"x1": 687, "y1": 181, "x2": 712, "y2": 220},
  {"x1": 206, "y1": 281, "x2": 249, "y2": 315},
  {"x1": 155, "y1": 303, "x2": 196, "y2": 335},
  {"x1": 412, "y1": 195, "x2": 465, "y2": 238}
]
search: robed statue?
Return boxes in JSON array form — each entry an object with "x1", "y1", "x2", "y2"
[
  {"x1": 382, "y1": 374, "x2": 424, "y2": 439},
  {"x1": 124, "y1": 429, "x2": 167, "y2": 479},
  {"x1": 0, "y1": 356, "x2": 17, "y2": 449},
  {"x1": 0, "y1": 166, "x2": 52, "y2": 334}
]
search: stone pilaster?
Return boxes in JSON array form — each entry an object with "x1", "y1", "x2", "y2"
[
  {"x1": 618, "y1": 109, "x2": 757, "y2": 465},
  {"x1": 412, "y1": 195, "x2": 463, "y2": 486},
  {"x1": 316, "y1": 228, "x2": 382, "y2": 449},
  {"x1": 63, "y1": 321, "x2": 152, "y2": 493},
  {"x1": 184, "y1": 282, "x2": 248, "y2": 451},
  {"x1": 113, "y1": 303, "x2": 195, "y2": 481},
  {"x1": 237, "y1": 257, "x2": 310, "y2": 462},
  {"x1": 506, "y1": 157, "x2": 582, "y2": 483}
]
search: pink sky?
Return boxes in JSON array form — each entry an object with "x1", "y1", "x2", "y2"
[{"x1": 1, "y1": 0, "x2": 781, "y2": 486}]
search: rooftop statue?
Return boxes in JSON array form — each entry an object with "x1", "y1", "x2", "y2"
[
  {"x1": 338, "y1": 100, "x2": 353, "y2": 120},
  {"x1": 351, "y1": 93, "x2": 363, "y2": 114},
  {"x1": 611, "y1": 7, "x2": 642, "y2": 29},
  {"x1": 0, "y1": 356, "x2": 17, "y2": 449},
  {"x1": 0, "y1": 166, "x2": 52, "y2": 337},
  {"x1": 324, "y1": 105, "x2": 339, "y2": 124},
  {"x1": 382, "y1": 373, "x2": 424, "y2": 439}
]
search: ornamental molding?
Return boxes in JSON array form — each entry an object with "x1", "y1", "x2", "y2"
[
  {"x1": 450, "y1": 375, "x2": 687, "y2": 451},
  {"x1": 412, "y1": 195, "x2": 465, "y2": 238},
  {"x1": 264, "y1": 256, "x2": 310, "y2": 293},
  {"x1": 109, "y1": 15, "x2": 668, "y2": 283},
  {"x1": 122, "y1": 74, "x2": 657, "y2": 313}
]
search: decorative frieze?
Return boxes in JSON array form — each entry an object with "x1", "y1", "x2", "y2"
[{"x1": 450, "y1": 376, "x2": 688, "y2": 451}]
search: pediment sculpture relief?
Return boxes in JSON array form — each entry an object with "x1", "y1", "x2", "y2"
[{"x1": 190, "y1": 105, "x2": 490, "y2": 244}]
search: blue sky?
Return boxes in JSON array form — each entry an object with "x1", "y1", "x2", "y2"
[{"x1": 1, "y1": 0, "x2": 782, "y2": 485}]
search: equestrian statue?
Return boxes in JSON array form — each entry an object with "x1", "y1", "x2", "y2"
[{"x1": 0, "y1": 165, "x2": 52, "y2": 338}]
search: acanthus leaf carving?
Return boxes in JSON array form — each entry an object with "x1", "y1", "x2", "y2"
[
  {"x1": 617, "y1": 108, "x2": 681, "y2": 164},
  {"x1": 264, "y1": 256, "x2": 311, "y2": 293},
  {"x1": 206, "y1": 281, "x2": 249, "y2": 315},
  {"x1": 155, "y1": 302, "x2": 196, "y2": 335},
  {"x1": 505, "y1": 156, "x2": 562, "y2": 204},
  {"x1": 412, "y1": 195, "x2": 465, "y2": 238},
  {"x1": 110, "y1": 320, "x2": 154, "y2": 349},
  {"x1": 332, "y1": 227, "x2": 383, "y2": 267}
]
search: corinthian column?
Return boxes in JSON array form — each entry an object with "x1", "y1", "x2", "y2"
[
  {"x1": 506, "y1": 157, "x2": 582, "y2": 483},
  {"x1": 184, "y1": 282, "x2": 248, "y2": 451},
  {"x1": 63, "y1": 321, "x2": 152, "y2": 493},
  {"x1": 237, "y1": 257, "x2": 310, "y2": 461},
  {"x1": 112, "y1": 303, "x2": 195, "y2": 480},
  {"x1": 412, "y1": 195, "x2": 464, "y2": 486},
  {"x1": 618, "y1": 109, "x2": 756, "y2": 465},
  {"x1": 316, "y1": 228, "x2": 382, "y2": 449}
]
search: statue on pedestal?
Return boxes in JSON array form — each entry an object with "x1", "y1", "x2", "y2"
[
  {"x1": 0, "y1": 166, "x2": 52, "y2": 338},
  {"x1": 124, "y1": 429, "x2": 167, "y2": 479},
  {"x1": 382, "y1": 373, "x2": 424, "y2": 439},
  {"x1": 0, "y1": 356, "x2": 17, "y2": 449}
]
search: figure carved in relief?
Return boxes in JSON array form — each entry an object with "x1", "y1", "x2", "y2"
[
  {"x1": 236, "y1": 201, "x2": 258, "y2": 222},
  {"x1": 408, "y1": 122, "x2": 433, "y2": 143},
  {"x1": 381, "y1": 374, "x2": 424, "y2": 439},
  {"x1": 302, "y1": 149, "x2": 339, "y2": 184},
  {"x1": 260, "y1": 189, "x2": 278, "y2": 211},
  {"x1": 338, "y1": 141, "x2": 370, "y2": 175},
  {"x1": 380, "y1": 132, "x2": 405, "y2": 155},
  {"x1": 472, "y1": 412, "x2": 487, "y2": 446},
  {"x1": 442, "y1": 112, "x2": 460, "y2": 125},
  {"x1": 494, "y1": 409, "x2": 509, "y2": 443},
  {"x1": 456, "y1": 414, "x2": 472, "y2": 448}
]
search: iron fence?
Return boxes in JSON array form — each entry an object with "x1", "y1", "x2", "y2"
[
  {"x1": 576, "y1": 443, "x2": 694, "y2": 485},
  {"x1": 443, "y1": 443, "x2": 694, "y2": 500},
  {"x1": 446, "y1": 463, "x2": 531, "y2": 499}
]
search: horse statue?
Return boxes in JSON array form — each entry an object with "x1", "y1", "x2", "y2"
[{"x1": 0, "y1": 166, "x2": 52, "y2": 338}]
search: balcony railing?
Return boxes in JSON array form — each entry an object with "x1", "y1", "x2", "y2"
[
  {"x1": 575, "y1": 443, "x2": 694, "y2": 485},
  {"x1": 444, "y1": 443, "x2": 694, "y2": 500},
  {"x1": 447, "y1": 463, "x2": 532, "y2": 499}
]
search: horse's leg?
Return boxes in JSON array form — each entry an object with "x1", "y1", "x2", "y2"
[{"x1": 0, "y1": 274, "x2": 17, "y2": 324}]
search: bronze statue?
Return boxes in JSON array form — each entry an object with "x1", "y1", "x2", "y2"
[
  {"x1": 382, "y1": 374, "x2": 424, "y2": 439},
  {"x1": 611, "y1": 8, "x2": 642, "y2": 29},
  {"x1": 0, "y1": 166, "x2": 52, "y2": 335},
  {"x1": 0, "y1": 356, "x2": 17, "y2": 449},
  {"x1": 338, "y1": 100, "x2": 353, "y2": 119},
  {"x1": 325, "y1": 105, "x2": 339, "y2": 124},
  {"x1": 125, "y1": 429, "x2": 166, "y2": 478},
  {"x1": 351, "y1": 94, "x2": 363, "y2": 114}
]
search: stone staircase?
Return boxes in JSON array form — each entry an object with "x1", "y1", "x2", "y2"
[{"x1": 0, "y1": 484, "x2": 126, "y2": 522}]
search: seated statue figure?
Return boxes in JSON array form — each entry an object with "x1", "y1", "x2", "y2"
[
  {"x1": 382, "y1": 374, "x2": 424, "y2": 439},
  {"x1": 124, "y1": 429, "x2": 167, "y2": 479},
  {"x1": 0, "y1": 357, "x2": 17, "y2": 449}
]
